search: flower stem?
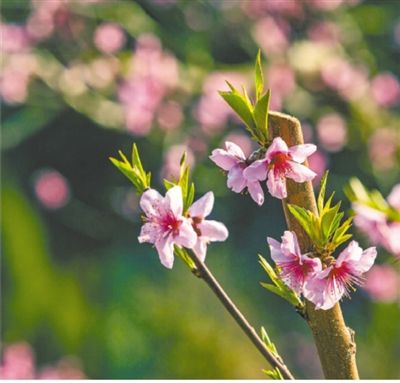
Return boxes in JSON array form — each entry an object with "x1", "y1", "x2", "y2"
[
  {"x1": 269, "y1": 111, "x2": 359, "y2": 379},
  {"x1": 187, "y1": 251, "x2": 295, "y2": 380}
]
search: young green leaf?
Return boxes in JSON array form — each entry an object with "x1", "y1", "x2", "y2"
[
  {"x1": 255, "y1": 49, "x2": 264, "y2": 100},
  {"x1": 253, "y1": 89, "x2": 270, "y2": 141},
  {"x1": 317, "y1": 171, "x2": 329, "y2": 214}
]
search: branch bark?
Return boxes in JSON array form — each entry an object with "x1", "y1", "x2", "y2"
[
  {"x1": 186, "y1": 251, "x2": 295, "y2": 380},
  {"x1": 268, "y1": 111, "x2": 359, "y2": 379}
]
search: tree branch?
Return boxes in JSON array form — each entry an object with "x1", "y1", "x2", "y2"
[
  {"x1": 186, "y1": 251, "x2": 295, "y2": 380},
  {"x1": 269, "y1": 111, "x2": 359, "y2": 379}
]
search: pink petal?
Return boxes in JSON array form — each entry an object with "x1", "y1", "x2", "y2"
[
  {"x1": 281, "y1": 230, "x2": 301, "y2": 257},
  {"x1": 155, "y1": 234, "x2": 175, "y2": 269},
  {"x1": 243, "y1": 159, "x2": 268, "y2": 181},
  {"x1": 349, "y1": 246, "x2": 377, "y2": 275},
  {"x1": 193, "y1": 239, "x2": 207, "y2": 262},
  {"x1": 267, "y1": 237, "x2": 287, "y2": 263},
  {"x1": 288, "y1": 143, "x2": 317, "y2": 163},
  {"x1": 189, "y1": 191, "x2": 214, "y2": 218},
  {"x1": 225, "y1": 141, "x2": 246, "y2": 160},
  {"x1": 165, "y1": 185, "x2": 183, "y2": 217},
  {"x1": 209, "y1": 148, "x2": 238, "y2": 171},
  {"x1": 227, "y1": 164, "x2": 247, "y2": 193},
  {"x1": 387, "y1": 183, "x2": 400, "y2": 209},
  {"x1": 336, "y1": 240, "x2": 363, "y2": 267},
  {"x1": 265, "y1": 137, "x2": 288, "y2": 161},
  {"x1": 138, "y1": 222, "x2": 160, "y2": 244},
  {"x1": 174, "y1": 219, "x2": 197, "y2": 248},
  {"x1": 199, "y1": 220, "x2": 229, "y2": 241},
  {"x1": 304, "y1": 274, "x2": 342, "y2": 310},
  {"x1": 247, "y1": 180, "x2": 264, "y2": 205},
  {"x1": 267, "y1": 171, "x2": 287, "y2": 199},
  {"x1": 140, "y1": 188, "x2": 164, "y2": 217},
  {"x1": 286, "y1": 162, "x2": 316, "y2": 183}
]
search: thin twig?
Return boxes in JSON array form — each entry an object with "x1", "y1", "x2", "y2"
[{"x1": 187, "y1": 251, "x2": 295, "y2": 380}]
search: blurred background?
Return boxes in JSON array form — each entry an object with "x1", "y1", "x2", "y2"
[{"x1": 1, "y1": 0, "x2": 400, "y2": 379}]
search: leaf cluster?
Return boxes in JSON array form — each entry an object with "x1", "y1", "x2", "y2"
[
  {"x1": 163, "y1": 152, "x2": 195, "y2": 214},
  {"x1": 258, "y1": 255, "x2": 303, "y2": 309},
  {"x1": 109, "y1": 143, "x2": 151, "y2": 194},
  {"x1": 287, "y1": 172, "x2": 353, "y2": 256},
  {"x1": 219, "y1": 51, "x2": 271, "y2": 146},
  {"x1": 344, "y1": 177, "x2": 400, "y2": 222}
]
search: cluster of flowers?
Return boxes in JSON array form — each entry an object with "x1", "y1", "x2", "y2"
[
  {"x1": 268, "y1": 231, "x2": 376, "y2": 310},
  {"x1": 210, "y1": 136, "x2": 316, "y2": 204},
  {"x1": 0, "y1": 342, "x2": 85, "y2": 379},
  {"x1": 353, "y1": 184, "x2": 400, "y2": 258},
  {"x1": 138, "y1": 186, "x2": 228, "y2": 268}
]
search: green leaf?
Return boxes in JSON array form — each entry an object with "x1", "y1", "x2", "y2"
[
  {"x1": 317, "y1": 171, "x2": 329, "y2": 214},
  {"x1": 263, "y1": 368, "x2": 284, "y2": 380},
  {"x1": 287, "y1": 204, "x2": 315, "y2": 240},
  {"x1": 261, "y1": 326, "x2": 278, "y2": 355},
  {"x1": 163, "y1": 179, "x2": 176, "y2": 190},
  {"x1": 132, "y1": 143, "x2": 145, "y2": 174},
  {"x1": 321, "y1": 202, "x2": 341, "y2": 241},
  {"x1": 255, "y1": 49, "x2": 264, "y2": 100},
  {"x1": 253, "y1": 89, "x2": 270, "y2": 141},
  {"x1": 219, "y1": 91, "x2": 256, "y2": 132}
]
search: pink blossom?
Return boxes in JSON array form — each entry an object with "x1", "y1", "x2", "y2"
[
  {"x1": 161, "y1": 144, "x2": 195, "y2": 181},
  {"x1": 210, "y1": 141, "x2": 264, "y2": 205},
  {"x1": 316, "y1": 113, "x2": 347, "y2": 152},
  {"x1": 268, "y1": 231, "x2": 322, "y2": 294},
  {"x1": 94, "y1": 23, "x2": 126, "y2": 54},
  {"x1": 353, "y1": 203, "x2": 387, "y2": 244},
  {"x1": 0, "y1": 23, "x2": 30, "y2": 53},
  {"x1": 138, "y1": 186, "x2": 197, "y2": 269},
  {"x1": 307, "y1": 21, "x2": 340, "y2": 44},
  {"x1": 388, "y1": 184, "x2": 400, "y2": 209},
  {"x1": 363, "y1": 265, "x2": 400, "y2": 303},
  {"x1": 223, "y1": 133, "x2": 253, "y2": 158},
  {"x1": 34, "y1": 169, "x2": 70, "y2": 209},
  {"x1": 378, "y1": 222, "x2": 400, "y2": 258},
  {"x1": 244, "y1": 137, "x2": 316, "y2": 199},
  {"x1": 368, "y1": 128, "x2": 398, "y2": 171},
  {"x1": 252, "y1": 17, "x2": 290, "y2": 56},
  {"x1": 304, "y1": 241, "x2": 377, "y2": 310},
  {"x1": 0, "y1": 342, "x2": 35, "y2": 379},
  {"x1": 370, "y1": 73, "x2": 400, "y2": 108},
  {"x1": 308, "y1": 150, "x2": 328, "y2": 185},
  {"x1": 157, "y1": 101, "x2": 183, "y2": 131},
  {"x1": 188, "y1": 192, "x2": 229, "y2": 261}
]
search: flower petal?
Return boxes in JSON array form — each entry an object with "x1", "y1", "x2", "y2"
[
  {"x1": 140, "y1": 188, "x2": 164, "y2": 217},
  {"x1": 281, "y1": 231, "x2": 301, "y2": 257},
  {"x1": 225, "y1": 141, "x2": 246, "y2": 160},
  {"x1": 227, "y1": 164, "x2": 246, "y2": 193},
  {"x1": 193, "y1": 239, "x2": 207, "y2": 262},
  {"x1": 165, "y1": 185, "x2": 183, "y2": 217},
  {"x1": 336, "y1": 240, "x2": 363, "y2": 267},
  {"x1": 209, "y1": 148, "x2": 238, "y2": 171},
  {"x1": 286, "y1": 162, "x2": 316, "y2": 183},
  {"x1": 155, "y1": 234, "x2": 175, "y2": 269},
  {"x1": 265, "y1": 137, "x2": 288, "y2": 161},
  {"x1": 243, "y1": 159, "x2": 268, "y2": 182},
  {"x1": 189, "y1": 191, "x2": 214, "y2": 218},
  {"x1": 288, "y1": 144, "x2": 317, "y2": 163},
  {"x1": 138, "y1": 222, "x2": 160, "y2": 244},
  {"x1": 267, "y1": 237, "x2": 288, "y2": 263},
  {"x1": 247, "y1": 180, "x2": 264, "y2": 206},
  {"x1": 387, "y1": 184, "x2": 400, "y2": 209},
  {"x1": 199, "y1": 220, "x2": 229, "y2": 241},
  {"x1": 174, "y1": 219, "x2": 197, "y2": 248},
  {"x1": 267, "y1": 171, "x2": 287, "y2": 199}
]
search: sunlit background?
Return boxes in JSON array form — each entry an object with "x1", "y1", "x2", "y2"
[{"x1": 1, "y1": 0, "x2": 400, "y2": 379}]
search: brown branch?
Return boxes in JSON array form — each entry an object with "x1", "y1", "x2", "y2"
[
  {"x1": 187, "y1": 251, "x2": 295, "y2": 380},
  {"x1": 268, "y1": 111, "x2": 359, "y2": 379}
]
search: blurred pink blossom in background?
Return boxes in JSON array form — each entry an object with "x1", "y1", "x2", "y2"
[
  {"x1": 308, "y1": 150, "x2": 328, "y2": 185},
  {"x1": 195, "y1": 72, "x2": 247, "y2": 135},
  {"x1": 0, "y1": 23, "x2": 31, "y2": 53},
  {"x1": 161, "y1": 144, "x2": 195, "y2": 181},
  {"x1": 0, "y1": 342, "x2": 85, "y2": 379},
  {"x1": 363, "y1": 265, "x2": 400, "y2": 303},
  {"x1": 370, "y1": 73, "x2": 400, "y2": 108},
  {"x1": 368, "y1": 128, "x2": 398, "y2": 171},
  {"x1": 34, "y1": 169, "x2": 71, "y2": 209},
  {"x1": 94, "y1": 23, "x2": 126, "y2": 54},
  {"x1": 118, "y1": 34, "x2": 178, "y2": 136},
  {"x1": 316, "y1": 113, "x2": 347, "y2": 152}
]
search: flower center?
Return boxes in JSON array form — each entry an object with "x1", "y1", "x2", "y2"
[
  {"x1": 191, "y1": 216, "x2": 203, "y2": 236},
  {"x1": 162, "y1": 212, "x2": 182, "y2": 235},
  {"x1": 269, "y1": 152, "x2": 292, "y2": 176}
]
